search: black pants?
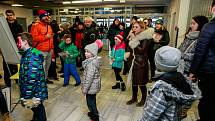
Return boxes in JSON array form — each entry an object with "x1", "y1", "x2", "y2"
[
  {"x1": 112, "y1": 67, "x2": 123, "y2": 82},
  {"x1": 148, "y1": 50, "x2": 156, "y2": 77},
  {"x1": 123, "y1": 60, "x2": 129, "y2": 75},
  {"x1": 48, "y1": 59, "x2": 57, "y2": 78},
  {"x1": 0, "y1": 90, "x2": 9, "y2": 114},
  {"x1": 197, "y1": 73, "x2": 215, "y2": 121},
  {"x1": 86, "y1": 94, "x2": 99, "y2": 117},
  {"x1": 132, "y1": 85, "x2": 147, "y2": 100},
  {"x1": 31, "y1": 103, "x2": 47, "y2": 121},
  {"x1": 3, "y1": 59, "x2": 18, "y2": 87}
]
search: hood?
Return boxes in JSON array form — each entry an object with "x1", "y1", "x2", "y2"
[
  {"x1": 129, "y1": 28, "x2": 153, "y2": 49},
  {"x1": 151, "y1": 72, "x2": 201, "y2": 104},
  {"x1": 186, "y1": 31, "x2": 200, "y2": 40},
  {"x1": 114, "y1": 41, "x2": 126, "y2": 50},
  {"x1": 82, "y1": 56, "x2": 102, "y2": 69}
]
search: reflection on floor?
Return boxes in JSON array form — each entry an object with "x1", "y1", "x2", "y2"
[{"x1": 0, "y1": 51, "x2": 199, "y2": 121}]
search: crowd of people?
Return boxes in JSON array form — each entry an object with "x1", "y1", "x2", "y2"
[{"x1": 1, "y1": 0, "x2": 215, "y2": 120}]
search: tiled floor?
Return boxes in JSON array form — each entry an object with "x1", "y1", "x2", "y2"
[{"x1": 0, "y1": 50, "x2": 199, "y2": 121}]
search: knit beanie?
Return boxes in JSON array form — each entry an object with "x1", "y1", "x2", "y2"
[
  {"x1": 38, "y1": 10, "x2": 49, "y2": 19},
  {"x1": 192, "y1": 16, "x2": 209, "y2": 31},
  {"x1": 85, "y1": 43, "x2": 98, "y2": 56},
  {"x1": 114, "y1": 34, "x2": 123, "y2": 42},
  {"x1": 155, "y1": 19, "x2": 163, "y2": 25},
  {"x1": 155, "y1": 46, "x2": 181, "y2": 72}
]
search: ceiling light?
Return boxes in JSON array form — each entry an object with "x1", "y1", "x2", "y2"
[
  {"x1": 63, "y1": 1, "x2": 71, "y2": 4},
  {"x1": 72, "y1": 0, "x2": 101, "y2": 3},
  {"x1": 104, "y1": 0, "x2": 118, "y2": 1},
  {"x1": 11, "y1": 4, "x2": 23, "y2": 7},
  {"x1": 120, "y1": 0, "x2": 125, "y2": 3}
]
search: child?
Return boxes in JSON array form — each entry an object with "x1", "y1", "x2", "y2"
[
  {"x1": 138, "y1": 46, "x2": 201, "y2": 121},
  {"x1": 111, "y1": 34, "x2": 126, "y2": 91},
  {"x1": 82, "y1": 40, "x2": 103, "y2": 121},
  {"x1": 59, "y1": 34, "x2": 81, "y2": 86},
  {"x1": 17, "y1": 32, "x2": 48, "y2": 121}
]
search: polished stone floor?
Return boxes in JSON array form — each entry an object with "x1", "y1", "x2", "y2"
[{"x1": 0, "y1": 50, "x2": 199, "y2": 121}]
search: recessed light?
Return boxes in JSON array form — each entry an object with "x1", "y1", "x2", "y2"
[
  {"x1": 72, "y1": 0, "x2": 101, "y2": 4},
  {"x1": 11, "y1": 4, "x2": 23, "y2": 7},
  {"x1": 63, "y1": 1, "x2": 71, "y2": 4}
]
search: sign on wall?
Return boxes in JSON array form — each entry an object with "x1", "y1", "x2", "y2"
[{"x1": 0, "y1": 14, "x2": 20, "y2": 64}]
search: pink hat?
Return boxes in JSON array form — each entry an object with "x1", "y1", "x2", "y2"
[
  {"x1": 95, "y1": 39, "x2": 103, "y2": 49},
  {"x1": 114, "y1": 34, "x2": 123, "y2": 42}
]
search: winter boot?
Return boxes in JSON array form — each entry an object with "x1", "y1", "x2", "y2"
[
  {"x1": 120, "y1": 82, "x2": 126, "y2": 91},
  {"x1": 2, "y1": 112, "x2": 12, "y2": 121},
  {"x1": 112, "y1": 81, "x2": 120, "y2": 89},
  {"x1": 136, "y1": 86, "x2": 147, "y2": 107},
  {"x1": 136, "y1": 99, "x2": 145, "y2": 107},
  {"x1": 126, "y1": 97, "x2": 137, "y2": 105}
]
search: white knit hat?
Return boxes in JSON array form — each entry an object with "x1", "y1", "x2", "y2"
[
  {"x1": 85, "y1": 43, "x2": 98, "y2": 56},
  {"x1": 155, "y1": 46, "x2": 181, "y2": 72}
]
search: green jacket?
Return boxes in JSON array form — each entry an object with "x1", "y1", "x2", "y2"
[{"x1": 59, "y1": 42, "x2": 79, "y2": 64}]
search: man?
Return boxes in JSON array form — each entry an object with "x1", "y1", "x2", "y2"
[
  {"x1": 189, "y1": 0, "x2": 215, "y2": 120},
  {"x1": 3, "y1": 9, "x2": 23, "y2": 87},
  {"x1": 31, "y1": 10, "x2": 54, "y2": 84},
  {"x1": 82, "y1": 17, "x2": 99, "y2": 48}
]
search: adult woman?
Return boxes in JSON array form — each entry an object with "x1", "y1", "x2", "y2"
[
  {"x1": 126, "y1": 21, "x2": 153, "y2": 106},
  {"x1": 179, "y1": 16, "x2": 208, "y2": 75},
  {"x1": 107, "y1": 18, "x2": 120, "y2": 48}
]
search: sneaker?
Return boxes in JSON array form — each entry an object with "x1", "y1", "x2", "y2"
[
  {"x1": 63, "y1": 84, "x2": 68, "y2": 87},
  {"x1": 74, "y1": 83, "x2": 81, "y2": 86}
]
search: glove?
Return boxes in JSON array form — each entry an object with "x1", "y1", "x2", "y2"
[{"x1": 21, "y1": 97, "x2": 41, "y2": 108}]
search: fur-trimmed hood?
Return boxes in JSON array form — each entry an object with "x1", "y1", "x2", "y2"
[{"x1": 129, "y1": 28, "x2": 154, "y2": 49}]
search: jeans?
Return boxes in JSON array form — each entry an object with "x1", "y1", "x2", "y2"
[
  {"x1": 64, "y1": 63, "x2": 81, "y2": 85},
  {"x1": 31, "y1": 103, "x2": 47, "y2": 121},
  {"x1": 86, "y1": 94, "x2": 99, "y2": 117}
]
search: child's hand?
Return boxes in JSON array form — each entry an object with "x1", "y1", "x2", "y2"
[{"x1": 112, "y1": 58, "x2": 115, "y2": 62}]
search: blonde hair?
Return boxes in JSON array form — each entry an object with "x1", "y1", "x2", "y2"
[
  {"x1": 84, "y1": 16, "x2": 94, "y2": 22},
  {"x1": 133, "y1": 21, "x2": 146, "y2": 30}
]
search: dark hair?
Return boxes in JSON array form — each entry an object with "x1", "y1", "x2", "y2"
[
  {"x1": 18, "y1": 32, "x2": 33, "y2": 46},
  {"x1": 212, "y1": 0, "x2": 215, "y2": 7},
  {"x1": 5, "y1": 10, "x2": 15, "y2": 15},
  {"x1": 132, "y1": 16, "x2": 138, "y2": 21},
  {"x1": 64, "y1": 34, "x2": 71, "y2": 39},
  {"x1": 192, "y1": 15, "x2": 209, "y2": 31},
  {"x1": 119, "y1": 22, "x2": 125, "y2": 28}
]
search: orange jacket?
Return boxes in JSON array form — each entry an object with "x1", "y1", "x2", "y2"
[{"x1": 31, "y1": 21, "x2": 54, "y2": 52}]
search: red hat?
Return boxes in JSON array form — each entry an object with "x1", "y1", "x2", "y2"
[
  {"x1": 38, "y1": 9, "x2": 49, "y2": 19},
  {"x1": 114, "y1": 34, "x2": 123, "y2": 42}
]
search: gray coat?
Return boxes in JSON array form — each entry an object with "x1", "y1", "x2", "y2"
[
  {"x1": 179, "y1": 31, "x2": 199, "y2": 73},
  {"x1": 82, "y1": 56, "x2": 101, "y2": 94}
]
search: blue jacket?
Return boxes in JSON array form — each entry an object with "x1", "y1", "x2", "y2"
[
  {"x1": 19, "y1": 48, "x2": 48, "y2": 100},
  {"x1": 111, "y1": 42, "x2": 125, "y2": 69},
  {"x1": 190, "y1": 18, "x2": 215, "y2": 74}
]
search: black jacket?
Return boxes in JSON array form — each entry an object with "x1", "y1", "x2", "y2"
[
  {"x1": 7, "y1": 19, "x2": 23, "y2": 43},
  {"x1": 190, "y1": 18, "x2": 215, "y2": 74}
]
